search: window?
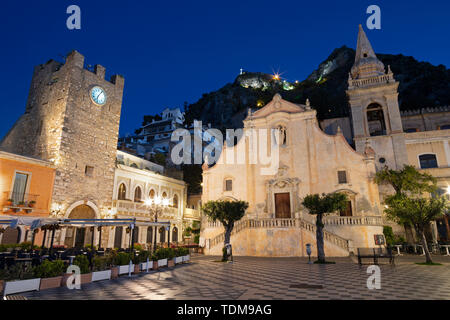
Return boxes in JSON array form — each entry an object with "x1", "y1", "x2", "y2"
[
  {"x1": 439, "y1": 125, "x2": 450, "y2": 130},
  {"x1": 172, "y1": 227, "x2": 178, "y2": 242},
  {"x1": 147, "y1": 227, "x2": 153, "y2": 243},
  {"x1": 404, "y1": 128, "x2": 419, "y2": 133},
  {"x1": 149, "y1": 189, "x2": 155, "y2": 199},
  {"x1": 118, "y1": 183, "x2": 127, "y2": 200},
  {"x1": 134, "y1": 186, "x2": 142, "y2": 202},
  {"x1": 367, "y1": 104, "x2": 386, "y2": 136},
  {"x1": 162, "y1": 192, "x2": 167, "y2": 199},
  {"x1": 338, "y1": 171, "x2": 348, "y2": 184},
  {"x1": 225, "y1": 179, "x2": 233, "y2": 191},
  {"x1": 11, "y1": 172, "x2": 29, "y2": 205},
  {"x1": 173, "y1": 194, "x2": 179, "y2": 208},
  {"x1": 85, "y1": 166, "x2": 94, "y2": 177},
  {"x1": 419, "y1": 154, "x2": 438, "y2": 169}
]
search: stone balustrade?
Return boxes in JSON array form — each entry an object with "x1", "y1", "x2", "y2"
[
  {"x1": 323, "y1": 215, "x2": 383, "y2": 226},
  {"x1": 207, "y1": 218, "x2": 350, "y2": 252},
  {"x1": 349, "y1": 73, "x2": 394, "y2": 89}
]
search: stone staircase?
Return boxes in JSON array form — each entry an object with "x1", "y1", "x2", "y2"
[{"x1": 206, "y1": 217, "x2": 350, "y2": 253}]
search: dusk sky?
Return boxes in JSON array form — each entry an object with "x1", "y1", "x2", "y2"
[{"x1": 0, "y1": 0, "x2": 449, "y2": 138}]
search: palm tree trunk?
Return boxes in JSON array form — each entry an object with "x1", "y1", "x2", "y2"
[{"x1": 316, "y1": 214, "x2": 325, "y2": 263}]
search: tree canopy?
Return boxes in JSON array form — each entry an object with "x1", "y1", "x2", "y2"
[
  {"x1": 302, "y1": 193, "x2": 348, "y2": 216},
  {"x1": 202, "y1": 200, "x2": 249, "y2": 228}
]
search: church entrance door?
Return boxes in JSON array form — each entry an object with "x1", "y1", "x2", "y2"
[{"x1": 275, "y1": 193, "x2": 291, "y2": 218}]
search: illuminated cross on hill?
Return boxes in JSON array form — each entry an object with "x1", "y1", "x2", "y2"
[{"x1": 240, "y1": 68, "x2": 243, "y2": 75}]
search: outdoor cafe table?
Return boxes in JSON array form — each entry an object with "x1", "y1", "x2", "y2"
[
  {"x1": 14, "y1": 258, "x2": 33, "y2": 266},
  {"x1": 394, "y1": 245, "x2": 403, "y2": 256},
  {"x1": 413, "y1": 244, "x2": 425, "y2": 255},
  {"x1": 441, "y1": 245, "x2": 450, "y2": 256}
]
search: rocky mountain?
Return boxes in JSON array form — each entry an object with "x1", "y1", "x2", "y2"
[{"x1": 183, "y1": 46, "x2": 450, "y2": 131}]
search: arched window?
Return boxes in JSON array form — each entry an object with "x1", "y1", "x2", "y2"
[
  {"x1": 419, "y1": 154, "x2": 438, "y2": 169},
  {"x1": 367, "y1": 104, "x2": 386, "y2": 136},
  {"x1": 118, "y1": 183, "x2": 127, "y2": 200},
  {"x1": 134, "y1": 186, "x2": 142, "y2": 202},
  {"x1": 173, "y1": 194, "x2": 179, "y2": 208},
  {"x1": 159, "y1": 227, "x2": 166, "y2": 243},
  {"x1": 130, "y1": 163, "x2": 138, "y2": 168},
  {"x1": 172, "y1": 227, "x2": 178, "y2": 242},
  {"x1": 149, "y1": 189, "x2": 155, "y2": 199},
  {"x1": 162, "y1": 192, "x2": 167, "y2": 199}
]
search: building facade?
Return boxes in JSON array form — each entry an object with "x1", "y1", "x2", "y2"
[
  {"x1": 201, "y1": 93, "x2": 384, "y2": 257},
  {"x1": 201, "y1": 25, "x2": 450, "y2": 257},
  {"x1": 0, "y1": 150, "x2": 55, "y2": 245}
]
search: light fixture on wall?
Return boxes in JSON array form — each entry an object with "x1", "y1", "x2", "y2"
[{"x1": 50, "y1": 203, "x2": 63, "y2": 218}]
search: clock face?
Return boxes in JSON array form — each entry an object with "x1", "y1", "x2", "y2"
[{"x1": 90, "y1": 86, "x2": 107, "y2": 106}]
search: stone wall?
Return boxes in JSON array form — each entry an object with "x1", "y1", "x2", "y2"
[{"x1": 0, "y1": 50, "x2": 125, "y2": 219}]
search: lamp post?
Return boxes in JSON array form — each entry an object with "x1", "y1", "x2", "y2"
[{"x1": 145, "y1": 197, "x2": 169, "y2": 253}]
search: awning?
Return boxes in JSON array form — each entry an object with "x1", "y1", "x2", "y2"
[{"x1": 0, "y1": 216, "x2": 171, "y2": 230}]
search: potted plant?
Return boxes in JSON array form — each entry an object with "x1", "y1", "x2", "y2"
[
  {"x1": 113, "y1": 252, "x2": 133, "y2": 276},
  {"x1": 6, "y1": 199, "x2": 13, "y2": 206},
  {"x1": 18, "y1": 201, "x2": 25, "y2": 208},
  {"x1": 28, "y1": 200, "x2": 36, "y2": 208},
  {"x1": 136, "y1": 250, "x2": 151, "y2": 272},
  {"x1": 35, "y1": 259, "x2": 65, "y2": 290},
  {"x1": 2, "y1": 264, "x2": 40, "y2": 296},
  {"x1": 174, "y1": 248, "x2": 184, "y2": 265},
  {"x1": 92, "y1": 256, "x2": 112, "y2": 282}
]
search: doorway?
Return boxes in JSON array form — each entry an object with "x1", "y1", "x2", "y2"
[{"x1": 275, "y1": 193, "x2": 291, "y2": 218}]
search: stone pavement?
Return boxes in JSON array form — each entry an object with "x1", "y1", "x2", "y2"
[{"x1": 22, "y1": 255, "x2": 450, "y2": 300}]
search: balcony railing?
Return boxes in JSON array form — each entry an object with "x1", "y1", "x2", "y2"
[
  {"x1": 113, "y1": 200, "x2": 179, "y2": 218},
  {"x1": 3, "y1": 191, "x2": 39, "y2": 213}
]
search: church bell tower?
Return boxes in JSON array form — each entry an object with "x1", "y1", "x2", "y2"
[{"x1": 347, "y1": 25, "x2": 408, "y2": 170}]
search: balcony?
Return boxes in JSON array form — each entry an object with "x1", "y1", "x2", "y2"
[
  {"x1": 113, "y1": 199, "x2": 179, "y2": 219},
  {"x1": 2, "y1": 191, "x2": 39, "y2": 214}
]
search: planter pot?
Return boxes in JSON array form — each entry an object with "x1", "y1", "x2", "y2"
[
  {"x1": 158, "y1": 259, "x2": 168, "y2": 268},
  {"x1": 168, "y1": 259, "x2": 175, "y2": 268},
  {"x1": 140, "y1": 261, "x2": 152, "y2": 271},
  {"x1": 111, "y1": 267, "x2": 119, "y2": 279},
  {"x1": 92, "y1": 270, "x2": 111, "y2": 282},
  {"x1": 182, "y1": 255, "x2": 190, "y2": 262},
  {"x1": 175, "y1": 256, "x2": 183, "y2": 264},
  {"x1": 133, "y1": 264, "x2": 141, "y2": 274},
  {"x1": 152, "y1": 261, "x2": 158, "y2": 269},
  {"x1": 80, "y1": 273, "x2": 92, "y2": 285},
  {"x1": 61, "y1": 272, "x2": 92, "y2": 287},
  {"x1": 39, "y1": 276, "x2": 63, "y2": 290},
  {"x1": 119, "y1": 264, "x2": 134, "y2": 275},
  {"x1": 4, "y1": 278, "x2": 41, "y2": 296}
]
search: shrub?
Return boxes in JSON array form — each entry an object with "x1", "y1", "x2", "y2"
[
  {"x1": 93, "y1": 256, "x2": 112, "y2": 271},
  {"x1": 73, "y1": 255, "x2": 90, "y2": 274},
  {"x1": 383, "y1": 226, "x2": 406, "y2": 245},
  {"x1": 0, "y1": 264, "x2": 36, "y2": 281},
  {"x1": 34, "y1": 260, "x2": 65, "y2": 278},
  {"x1": 113, "y1": 252, "x2": 132, "y2": 266},
  {"x1": 174, "y1": 247, "x2": 189, "y2": 257},
  {"x1": 136, "y1": 250, "x2": 150, "y2": 264},
  {"x1": 134, "y1": 244, "x2": 144, "y2": 251},
  {"x1": 154, "y1": 248, "x2": 175, "y2": 260}
]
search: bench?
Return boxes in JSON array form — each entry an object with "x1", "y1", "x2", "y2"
[{"x1": 357, "y1": 247, "x2": 394, "y2": 265}]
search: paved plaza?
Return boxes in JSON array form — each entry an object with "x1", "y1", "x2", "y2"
[{"x1": 22, "y1": 255, "x2": 450, "y2": 300}]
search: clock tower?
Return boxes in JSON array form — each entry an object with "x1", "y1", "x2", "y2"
[{"x1": 0, "y1": 50, "x2": 125, "y2": 224}]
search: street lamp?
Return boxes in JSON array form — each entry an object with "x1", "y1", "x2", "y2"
[{"x1": 145, "y1": 196, "x2": 170, "y2": 252}]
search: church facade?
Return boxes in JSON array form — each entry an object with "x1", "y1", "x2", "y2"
[{"x1": 201, "y1": 25, "x2": 450, "y2": 257}]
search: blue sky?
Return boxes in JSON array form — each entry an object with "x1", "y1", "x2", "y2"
[{"x1": 0, "y1": 0, "x2": 449, "y2": 138}]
